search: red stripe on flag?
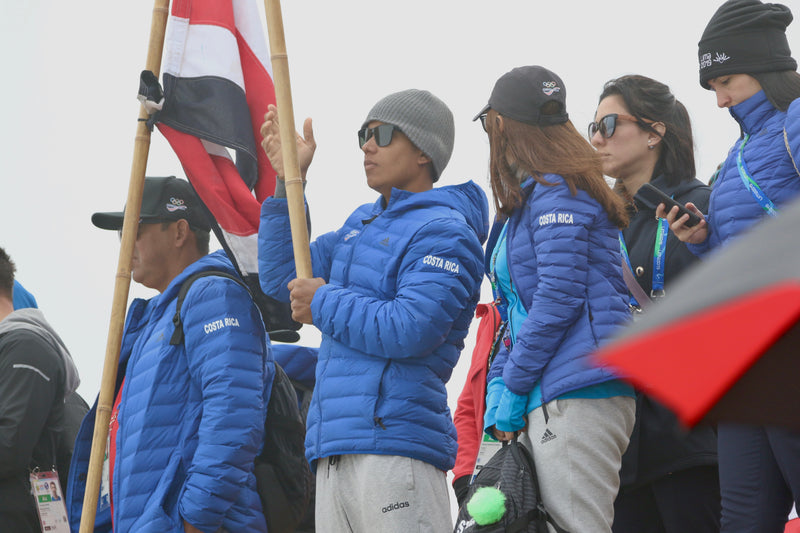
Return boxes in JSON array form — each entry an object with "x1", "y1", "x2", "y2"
[
  {"x1": 170, "y1": 0, "x2": 191, "y2": 19},
  {"x1": 172, "y1": 0, "x2": 236, "y2": 31},
  {"x1": 158, "y1": 124, "x2": 260, "y2": 237},
  {"x1": 236, "y1": 31, "x2": 276, "y2": 202}
]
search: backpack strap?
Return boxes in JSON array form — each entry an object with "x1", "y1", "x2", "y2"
[
  {"x1": 505, "y1": 437, "x2": 572, "y2": 533},
  {"x1": 168, "y1": 270, "x2": 311, "y2": 391},
  {"x1": 169, "y1": 270, "x2": 246, "y2": 346}
]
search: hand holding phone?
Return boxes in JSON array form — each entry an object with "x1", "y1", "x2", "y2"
[{"x1": 635, "y1": 183, "x2": 702, "y2": 227}]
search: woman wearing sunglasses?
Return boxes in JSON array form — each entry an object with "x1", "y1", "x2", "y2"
[
  {"x1": 663, "y1": 1, "x2": 800, "y2": 531},
  {"x1": 477, "y1": 65, "x2": 634, "y2": 532},
  {"x1": 590, "y1": 74, "x2": 719, "y2": 533}
]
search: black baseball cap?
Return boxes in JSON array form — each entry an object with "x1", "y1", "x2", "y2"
[
  {"x1": 473, "y1": 65, "x2": 569, "y2": 127},
  {"x1": 91, "y1": 176, "x2": 211, "y2": 231}
]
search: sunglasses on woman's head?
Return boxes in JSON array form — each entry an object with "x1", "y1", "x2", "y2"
[
  {"x1": 587, "y1": 113, "x2": 640, "y2": 140},
  {"x1": 358, "y1": 124, "x2": 399, "y2": 148}
]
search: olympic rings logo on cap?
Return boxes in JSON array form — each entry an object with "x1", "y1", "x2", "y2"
[
  {"x1": 542, "y1": 81, "x2": 561, "y2": 96},
  {"x1": 166, "y1": 197, "x2": 188, "y2": 212}
]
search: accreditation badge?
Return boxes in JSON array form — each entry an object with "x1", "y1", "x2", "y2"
[
  {"x1": 470, "y1": 433, "x2": 502, "y2": 484},
  {"x1": 30, "y1": 470, "x2": 70, "y2": 532}
]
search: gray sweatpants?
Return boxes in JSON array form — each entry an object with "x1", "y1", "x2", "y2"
[
  {"x1": 519, "y1": 396, "x2": 636, "y2": 533},
  {"x1": 315, "y1": 453, "x2": 452, "y2": 533}
]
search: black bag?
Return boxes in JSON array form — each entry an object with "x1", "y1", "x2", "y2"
[
  {"x1": 453, "y1": 438, "x2": 567, "y2": 533},
  {"x1": 171, "y1": 270, "x2": 313, "y2": 533}
]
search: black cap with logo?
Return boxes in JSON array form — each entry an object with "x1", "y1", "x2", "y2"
[
  {"x1": 91, "y1": 176, "x2": 211, "y2": 232},
  {"x1": 473, "y1": 65, "x2": 569, "y2": 127}
]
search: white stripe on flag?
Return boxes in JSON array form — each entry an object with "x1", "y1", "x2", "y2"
[
  {"x1": 223, "y1": 232, "x2": 259, "y2": 275},
  {"x1": 201, "y1": 139, "x2": 233, "y2": 160},
  {"x1": 233, "y1": 0, "x2": 273, "y2": 78},
  {"x1": 164, "y1": 19, "x2": 245, "y2": 89}
]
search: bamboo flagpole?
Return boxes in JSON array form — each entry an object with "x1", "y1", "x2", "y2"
[
  {"x1": 78, "y1": 1, "x2": 170, "y2": 531},
  {"x1": 263, "y1": 0, "x2": 313, "y2": 279}
]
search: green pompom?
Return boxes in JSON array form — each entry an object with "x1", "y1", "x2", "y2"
[{"x1": 466, "y1": 486, "x2": 507, "y2": 526}]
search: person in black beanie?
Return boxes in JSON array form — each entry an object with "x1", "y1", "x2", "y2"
[
  {"x1": 662, "y1": 1, "x2": 800, "y2": 531},
  {"x1": 698, "y1": 0, "x2": 797, "y2": 90}
]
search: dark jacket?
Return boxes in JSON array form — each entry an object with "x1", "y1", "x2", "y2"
[
  {"x1": 0, "y1": 309, "x2": 80, "y2": 527},
  {"x1": 619, "y1": 175, "x2": 717, "y2": 489}
]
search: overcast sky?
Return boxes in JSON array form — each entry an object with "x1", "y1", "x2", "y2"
[{"x1": 3, "y1": 0, "x2": 795, "y2": 481}]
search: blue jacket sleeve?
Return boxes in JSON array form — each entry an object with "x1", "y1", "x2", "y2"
[
  {"x1": 494, "y1": 386, "x2": 528, "y2": 432},
  {"x1": 687, "y1": 228, "x2": 712, "y2": 257},
  {"x1": 784, "y1": 97, "x2": 800, "y2": 177},
  {"x1": 177, "y1": 278, "x2": 273, "y2": 531},
  {"x1": 483, "y1": 377, "x2": 505, "y2": 435},
  {"x1": 259, "y1": 197, "x2": 345, "y2": 301},
  {"x1": 259, "y1": 197, "x2": 297, "y2": 301},
  {"x1": 310, "y1": 217, "x2": 483, "y2": 359},
  {"x1": 271, "y1": 343, "x2": 318, "y2": 388},
  {"x1": 502, "y1": 188, "x2": 594, "y2": 395}
]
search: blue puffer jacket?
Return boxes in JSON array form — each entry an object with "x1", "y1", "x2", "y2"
[
  {"x1": 259, "y1": 182, "x2": 488, "y2": 472},
  {"x1": 66, "y1": 251, "x2": 273, "y2": 533},
  {"x1": 689, "y1": 92, "x2": 800, "y2": 256},
  {"x1": 486, "y1": 176, "x2": 630, "y2": 400}
]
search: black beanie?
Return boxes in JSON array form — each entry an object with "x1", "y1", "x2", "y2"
[{"x1": 698, "y1": 0, "x2": 796, "y2": 89}]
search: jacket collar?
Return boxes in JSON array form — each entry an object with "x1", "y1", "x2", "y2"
[{"x1": 729, "y1": 90, "x2": 777, "y2": 135}]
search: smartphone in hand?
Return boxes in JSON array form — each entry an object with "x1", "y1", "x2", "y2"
[{"x1": 635, "y1": 183, "x2": 702, "y2": 227}]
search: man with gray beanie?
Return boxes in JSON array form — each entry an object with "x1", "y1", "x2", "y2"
[{"x1": 258, "y1": 90, "x2": 488, "y2": 532}]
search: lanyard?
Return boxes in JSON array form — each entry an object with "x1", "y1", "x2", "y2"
[
  {"x1": 651, "y1": 217, "x2": 668, "y2": 297},
  {"x1": 618, "y1": 217, "x2": 668, "y2": 307},
  {"x1": 737, "y1": 134, "x2": 779, "y2": 217}
]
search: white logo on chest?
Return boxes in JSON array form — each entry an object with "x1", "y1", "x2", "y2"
[{"x1": 538, "y1": 212, "x2": 574, "y2": 226}]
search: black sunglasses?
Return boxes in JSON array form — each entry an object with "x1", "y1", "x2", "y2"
[
  {"x1": 478, "y1": 114, "x2": 488, "y2": 132},
  {"x1": 587, "y1": 113, "x2": 640, "y2": 140},
  {"x1": 358, "y1": 124, "x2": 399, "y2": 148}
]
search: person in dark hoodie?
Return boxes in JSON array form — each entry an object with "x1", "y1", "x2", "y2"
[
  {"x1": 0, "y1": 246, "x2": 81, "y2": 532},
  {"x1": 258, "y1": 89, "x2": 488, "y2": 533},
  {"x1": 590, "y1": 74, "x2": 720, "y2": 532}
]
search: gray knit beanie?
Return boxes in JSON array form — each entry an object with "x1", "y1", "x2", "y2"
[{"x1": 362, "y1": 89, "x2": 455, "y2": 182}]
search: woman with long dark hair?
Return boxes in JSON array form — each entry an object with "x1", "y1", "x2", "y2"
[
  {"x1": 478, "y1": 65, "x2": 635, "y2": 532},
  {"x1": 591, "y1": 74, "x2": 719, "y2": 532}
]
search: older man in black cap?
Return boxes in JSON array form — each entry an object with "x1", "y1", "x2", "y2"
[{"x1": 66, "y1": 177, "x2": 273, "y2": 533}]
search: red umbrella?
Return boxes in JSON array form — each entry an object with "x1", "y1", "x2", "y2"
[{"x1": 594, "y1": 196, "x2": 800, "y2": 429}]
